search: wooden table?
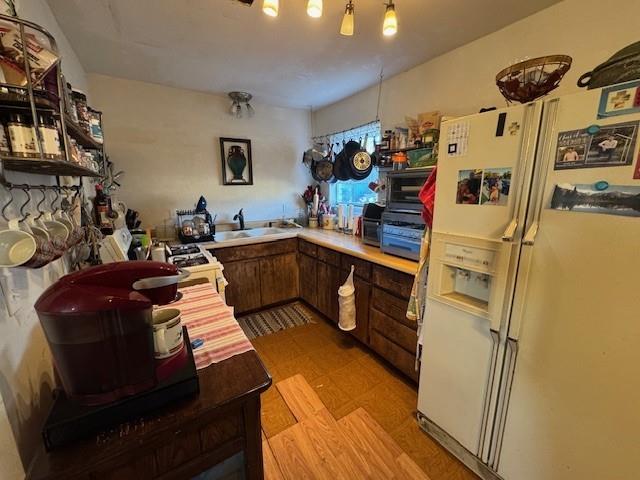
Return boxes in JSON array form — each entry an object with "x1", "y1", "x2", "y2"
[{"x1": 26, "y1": 350, "x2": 272, "y2": 479}]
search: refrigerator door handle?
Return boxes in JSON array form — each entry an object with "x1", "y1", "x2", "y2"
[
  {"x1": 477, "y1": 328, "x2": 501, "y2": 459},
  {"x1": 522, "y1": 221, "x2": 539, "y2": 245},
  {"x1": 501, "y1": 218, "x2": 518, "y2": 242}
]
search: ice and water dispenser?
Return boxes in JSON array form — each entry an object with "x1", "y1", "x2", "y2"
[{"x1": 428, "y1": 233, "x2": 511, "y2": 330}]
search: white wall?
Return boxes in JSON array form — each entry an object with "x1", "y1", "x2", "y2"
[
  {"x1": 1, "y1": 1, "x2": 89, "y2": 478},
  {"x1": 313, "y1": 0, "x2": 640, "y2": 136},
  {"x1": 88, "y1": 74, "x2": 312, "y2": 230}
]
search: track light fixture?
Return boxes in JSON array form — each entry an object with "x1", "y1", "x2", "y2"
[
  {"x1": 340, "y1": 1, "x2": 354, "y2": 36},
  {"x1": 307, "y1": 0, "x2": 323, "y2": 18},
  {"x1": 383, "y1": 1, "x2": 398, "y2": 36},
  {"x1": 259, "y1": 0, "x2": 397, "y2": 37}
]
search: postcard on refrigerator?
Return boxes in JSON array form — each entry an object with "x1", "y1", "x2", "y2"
[
  {"x1": 456, "y1": 169, "x2": 482, "y2": 204},
  {"x1": 447, "y1": 121, "x2": 470, "y2": 157},
  {"x1": 481, "y1": 168, "x2": 511, "y2": 206},
  {"x1": 598, "y1": 80, "x2": 640, "y2": 119},
  {"x1": 555, "y1": 121, "x2": 639, "y2": 170},
  {"x1": 550, "y1": 183, "x2": 640, "y2": 218}
]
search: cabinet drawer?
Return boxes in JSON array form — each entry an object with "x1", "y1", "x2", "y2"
[
  {"x1": 341, "y1": 254, "x2": 371, "y2": 281},
  {"x1": 371, "y1": 288, "x2": 414, "y2": 328},
  {"x1": 94, "y1": 453, "x2": 157, "y2": 480},
  {"x1": 154, "y1": 429, "x2": 201, "y2": 473},
  {"x1": 372, "y1": 265, "x2": 414, "y2": 299},
  {"x1": 370, "y1": 308, "x2": 417, "y2": 354},
  {"x1": 317, "y1": 246, "x2": 341, "y2": 267},
  {"x1": 200, "y1": 415, "x2": 242, "y2": 452},
  {"x1": 369, "y1": 329, "x2": 418, "y2": 382},
  {"x1": 298, "y1": 239, "x2": 317, "y2": 257},
  {"x1": 213, "y1": 239, "x2": 297, "y2": 262}
]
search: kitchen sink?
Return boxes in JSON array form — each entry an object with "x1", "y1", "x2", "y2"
[{"x1": 213, "y1": 227, "x2": 294, "y2": 243}]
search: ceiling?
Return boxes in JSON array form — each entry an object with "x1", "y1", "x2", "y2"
[{"x1": 47, "y1": 0, "x2": 562, "y2": 109}]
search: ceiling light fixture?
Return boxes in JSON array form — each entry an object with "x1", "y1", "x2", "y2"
[
  {"x1": 307, "y1": 0, "x2": 322, "y2": 18},
  {"x1": 340, "y1": 1, "x2": 354, "y2": 36},
  {"x1": 382, "y1": 1, "x2": 397, "y2": 36},
  {"x1": 228, "y1": 92, "x2": 254, "y2": 119},
  {"x1": 262, "y1": 0, "x2": 278, "y2": 17}
]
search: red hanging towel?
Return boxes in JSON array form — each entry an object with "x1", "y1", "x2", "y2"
[{"x1": 419, "y1": 166, "x2": 437, "y2": 228}]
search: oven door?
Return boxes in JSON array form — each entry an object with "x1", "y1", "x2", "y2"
[
  {"x1": 381, "y1": 232, "x2": 421, "y2": 261},
  {"x1": 387, "y1": 172, "x2": 428, "y2": 211}
]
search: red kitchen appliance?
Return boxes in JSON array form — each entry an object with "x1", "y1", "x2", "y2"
[{"x1": 35, "y1": 261, "x2": 189, "y2": 406}]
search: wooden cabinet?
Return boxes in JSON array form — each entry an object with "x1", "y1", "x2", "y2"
[
  {"x1": 27, "y1": 352, "x2": 271, "y2": 480},
  {"x1": 217, "y1": 238, "x2": 419, "y2": 382},
  {"x1": 351, "y1": 276, "x2": 371, "y2": 344},
  {"x1": 260, "y1": 253, "x2": 299, "y2": 306},
  {"x1": 372, "y1": 265, "x2": 414, "y2": 299},
  {"x1": 316, "y1": 260, "x2": 340, "y2": 323},
  {"x1": 223, "y1": 259, "x2": 262, "y2": 314},
  {"x1": 299, "y1": 253, "x2": 317, "y2": 306},
  {"x1": 218, "y1": 240, "x2": 300, "y2": 315}
]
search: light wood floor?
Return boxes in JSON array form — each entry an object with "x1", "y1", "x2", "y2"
[
  {"x1": 249, "y1": 306, "x2": 478, "y2": 480},
  {"x1": 263, "y1": 374, "x2": 429, "y2": 479}
]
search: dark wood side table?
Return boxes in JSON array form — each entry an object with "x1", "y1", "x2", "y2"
[{"x1": 26, "y1": 351, "x2": 271, "y2": 480}]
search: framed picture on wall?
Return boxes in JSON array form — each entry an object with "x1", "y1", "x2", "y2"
[{"x1": 220, "y1": 137, "x2": 253, "y2": 185}]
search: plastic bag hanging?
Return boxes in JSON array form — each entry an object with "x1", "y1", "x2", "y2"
[{"x1": 338, "y1": 265, "x2": 356, "y2": 331}]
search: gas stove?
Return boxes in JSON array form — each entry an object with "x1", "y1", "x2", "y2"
[
  {"x1": 171, "y1": 254, "x2": 209, "y2": 268},
  {"x1": 168, "y1": 244, "x2": 201, "y2": 256}
]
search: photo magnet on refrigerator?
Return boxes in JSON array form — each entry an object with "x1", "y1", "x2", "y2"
[
  {"x1": 554, "y1": 121, "x2": 639, "y2": 170},
  {"x1": 481, "y1": 168, "x2": 512, "y2": 206},
  {"x1": 550, "y1": 183, "x2": 640, "y2": 218}
]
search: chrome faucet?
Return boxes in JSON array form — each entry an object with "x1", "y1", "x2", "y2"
[{"x1": 233, "y1": 208, "x2": 245, "y2": 230}]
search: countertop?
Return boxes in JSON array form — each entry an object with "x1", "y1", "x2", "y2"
[
  {"x1": 203, "y1": 228, "x2": 418, "y2": 275},
  {"x1": 297, "y1": 229, "x2": 419, "y2": 275}
]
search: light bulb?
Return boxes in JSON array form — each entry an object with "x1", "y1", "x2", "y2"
[
  {"x1": 383, "y1": 2, "x2": 397, "y2": 36},
  {"x1": 307, "y1": 0, "x2": 322, "y2": 18},
  {"x1": 235, "y1": 103, "x2": 242, "y2": 118},
  {"x1": 263, "y1": 0, "x2": 278, "y2": 17},
  {"x1": 246, "y1": 102, "x2": 255, "y2": 117},
  {"x1": 230, "y1": 101, "x2": 238, "y2": 115},
  {"x1": 340, "y1": 1, "x2": 354, "y2": 36}
]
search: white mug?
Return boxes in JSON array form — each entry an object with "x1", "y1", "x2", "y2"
[
  {"x1": 152, "y1": 308, "x2": 184, "y2": 359},
  {"x1": 0, "y1": 219, "x2": 37, "y2": 267}
]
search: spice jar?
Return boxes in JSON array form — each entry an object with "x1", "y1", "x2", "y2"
[
  {"x1": 7, "y1": 113, "x2": 38, "y2": 158},
  {"x1": 72, "y1": 89, "x2": 90, "y2": 133},
  {"x1": 37, "y1": 113, "x2": 62, "y2": 159},
  {"x1": 88, "y1": 108, "x2": 103, "y2": 144}
]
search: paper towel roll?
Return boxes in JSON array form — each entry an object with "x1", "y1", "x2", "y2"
[{"x1": 337, "y1": 204, "x2": 345, "y2": 229}]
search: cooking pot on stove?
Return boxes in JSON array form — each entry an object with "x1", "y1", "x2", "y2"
[{"x1": 577, "y1": 41, "x2": 640, "y2": 89}]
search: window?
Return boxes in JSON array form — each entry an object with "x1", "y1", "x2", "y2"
[{"x1": 327, "y1": 121, "x2": 381, "y2": 207}]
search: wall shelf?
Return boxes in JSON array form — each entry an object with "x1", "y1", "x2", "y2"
[
  {"x1": 64, "y1": 115, "x2": 103, "y2": 150},
  {"x1": 1, "y1": 156, "x2": 100, "y2": 177}
]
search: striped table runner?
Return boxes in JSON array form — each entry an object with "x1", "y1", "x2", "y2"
[{"x1": 158, "y1": 283, "x2": 254, "y2": 370}]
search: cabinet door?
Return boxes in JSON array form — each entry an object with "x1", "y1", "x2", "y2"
[
  {"x1": 316, "y1": 261, "x2": 340, "y2": 323},
  {"x1": 299, "y1": 254, "x2": 317, "y2": 307},
  {"x1": 223, "y1": 259, "x2": 262, "y2": 314},
  {"x1": 351, "y1": 276, "x2": 371, "y2": 345},
  {"x1": 260, "y1": 253, "x2": 299, "y2": 306}
]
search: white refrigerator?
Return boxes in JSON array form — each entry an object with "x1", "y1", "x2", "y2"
[{"x1": 417, "y1": 85, "x2": 640, "y2": 480}]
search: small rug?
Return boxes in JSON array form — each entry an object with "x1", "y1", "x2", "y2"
[{"x1": 238, "y1": 302, "x2": 313, "y2": 339}]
